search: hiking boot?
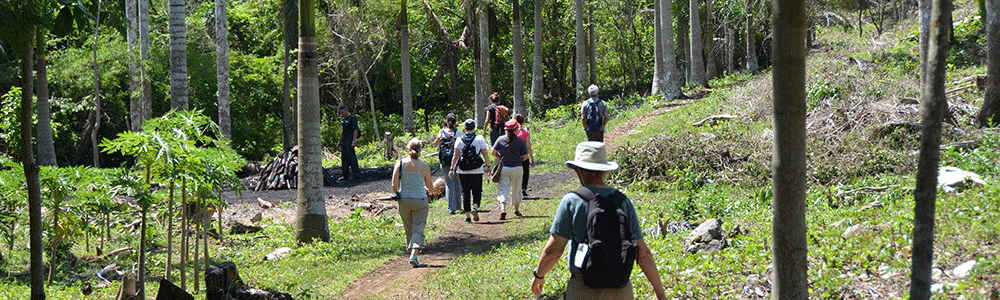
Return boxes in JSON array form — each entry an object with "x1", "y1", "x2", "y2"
[
  {"x1": 514, "y1": 211, "x2": 523, "y2": 217},
  {"x1": 473, "y1": 204, "x2": 480, "y2": 211},
  {"x1": 500, "y1": 212, "x2": 507, "y2": 221},
  {"x1": 465, "y1": 217, "x2": 471, "y2": 223},
  {"x1": 472, "y1": 211, "x2": 480, "y2": 222},
  {"x1": 522, "y1": 190, "x2": 528, "y2": 197},
  {"x1": 409, "y1": 256, "x2": 424, "y2": 268}
]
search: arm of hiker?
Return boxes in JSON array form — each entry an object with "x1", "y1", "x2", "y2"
[
  {"x1": 635, "y1": 239, "x2": 667, "y2": 300},
  {"x1": 391, "y1": 160, "x2": 401, "y2": 192},
  {"x1": 352, "y1": 127, "x2": 359, "y2": 147},
  {"x1": 422, "y1": 164, "x2": 436, "y2": 196},
  {"x1": 602, "y1": 107, "x2": 609, "y2": 127},
  {"x1": 434, "y1": 134, "x2": 441, "y2": 148},
  {"x1": 480, "y1": 147, "x2": 491, "y2": 169},
  {"x1": 449, "y1": 148, "x2": 460, "y2": 178},
  {"x1": 524, "y1": 136, "x2": 534, "y2": 165},
  {"x1": 531, "y1": 234, "x2": 568, "y2": 297}
]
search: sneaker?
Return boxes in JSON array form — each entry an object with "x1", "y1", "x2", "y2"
[
  {"x1": 500, "y1": 212, "x2": 507, "y2": 221},
  {"x1": 522, "y1": 190, "x2": 528, "y2": 197},
  {"x1": 514, "y1": 211, "x2": 523, "y2": 217},
  {"x1": 473, "y1": 204, "x2": 480, "y2": 211},
  {"x1": 465, "y1": 217, "x2": 471, "y2": 223},
  {"x1": 472, "y1": 211, "x2": 480, "y2": 222},
  {"x1": 409, "y1": 256, "x2": 423, "y2": 268}
]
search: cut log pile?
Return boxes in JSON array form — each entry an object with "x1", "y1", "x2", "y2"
[{"x1": 254, "y1": 146, "x2": 299, "y2": 191}]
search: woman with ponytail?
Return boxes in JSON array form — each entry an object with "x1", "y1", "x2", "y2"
[{"x1": 391, "y1": 138, "x2": 438, "y2": 267}]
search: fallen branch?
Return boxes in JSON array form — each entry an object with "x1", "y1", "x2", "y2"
[
  {"x1": 692, "y1": 114, "x2": 737, "y2": 127},
  {"x1": 842, "y1": 185, "x2": 898, "y2": 195},
  {"x1": 942, "y1": 140, "x2": 980, "y2": 152},
  {"x1": 83, "y1": 247, "x2": 133, "y2": 264}
]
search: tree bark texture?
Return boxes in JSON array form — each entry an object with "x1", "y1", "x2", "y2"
[
  {"x1": 282, "y1": 0, "x2": 297, "y2": 150},
  {"x1": 295, "y1": 0, "x2": 330, "y2": 243},
  {"x1": 676, "y1": 2, "x2": 689, "y2": 85},
  {"x1": 217, "y1": 0, "x2": 231, "y2": 140},
  {"x1": 36, "y1": 30, "x2": 57, "y2": 167},
  {"x1": 705, "y1": 0, "x2": 717, "y2": 79},
  {"x1": 652, "y1": 0, "x2": 664, "y2": 95},
  {"x1": 660, "y1": 0, "x2": 683, "y2": 99},
  {"x1": 140, "y1": 0, "x2": 151, "y2": 125},
  {"x1": 689, "y1": 0, "x2": 707, "y2": 86},
  {"x1": 770, "y1": 0, "x2": 808, "y2": 297},
  {"x1": 401, "y1": 0, "x2": 415, "y2": 134},
  {"x1": 92, "y1": 7, "x2": 102, "y2": 168},
  {"x1": 513, "y1": 0, "x2": 525, "y2": 115},
  {"x1": 587, "y1": 3, "x2": 596, "y2": 85},
  {"x1": 910, "y1": 0, "x2": 951, "y2": 297},
  {"x1": 976, "y1": 0, "x2": 1000, "y2": 127},
  {"x1": 169, "y1": 0, "x2": 189, "y2": 110},
  {"x1": 127, "y1": 0, "x2": 140, "y2": 132},
  {"x1": 574, "y1": 0, "x2": 586, "y2": 98},
  {"x1": 479, "y1": 0, "x2": 493, "y2": 112},
  {"x1": 746, "y1": 0, "x2": 759, "y2": 72},
  {"x1": 530, "y1": 0, "x2": 543, "y2": 115}
]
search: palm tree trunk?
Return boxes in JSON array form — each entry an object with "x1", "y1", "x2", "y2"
[
  {"x1": 479, "y1": 0, "x2": 493, "y2": 105},
  {"x1": 746, "y1": 0, "x2": 758, "y2": 72},
  {"x1": 587, "y1": 3, "x2": 596, "y2": 85},
  {"x1": 705, "y1": 0, "x2": 716, "y2": 79},
  {"x1": 282, "y1": 0, "x2": 297, "y2": 150},
  {"x1": 217, "y1": 0, "x2": 231, "y2": 140},
  {"x1": 910, "y1": 0, "x2": 951, "y2": 298},
  {"x1": 652, "y1": 0, "x2": 663, "y2": 95},
  {"x1": 127, "y1": 0, "x2": 140, "y2": 132},
  {"x1": 770, "y1": 0, "x2": 808, "y2": 297},
  {"x1": 295, "y1": 0, "x2": 330, "y2": 243},
  {"x1": 140, "y1": 0, "x2": 151, "y2": 125},
  {"x1": 530, "y1": 0, "x2": 543, "y2": 116},
  {"x1": 401, "y1": 0, "x2": 415, "y2": 134},
  {"x1": 660, "y1": 0, "x2": 682, "y2": 99},
  {"x1": 976, "y1": 0, "x2": 1000, "y2": 127},
  {"x1": 169, "y1": 0, "x2": 189, "y2": 110},
  {"x1": 513, "y1": 0, "x2": 525, "y2": 115},
  {"x1": 35, "y1": 30, "x2": 57, "y2": 167},
  {"x1": 91, "y1": 3, "x2": 102, "y2": 168},
  {"x1": 689, "y1": 0, "x2": 707, "y2": 86}
]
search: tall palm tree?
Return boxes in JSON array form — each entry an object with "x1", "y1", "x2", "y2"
[
  {"x1": 127, "y1": 0, "x2": 139, "y2": 132},
  {"x1": 689, "y1": 0, "x2": 707, "y2": 86},
  {"x1": 910, "y1": 0, "x2": 951, "y2": 297},
  {"x1": 295, "y1": 0, "x2": 330, "y2": 244},
  {"x1": 169, "y1": 0, "x2": 188, "y2": 110},
  {"x1": 282, "y1": 0, "x2": 297, "y2": 150},
  {"x1": 652, "y1": 0, "x2": 663, "y2": 95},
  {"x1": 479, "y1": 0, "x2": 492, "y2": 111},
  {"x1": 512, "y1": 0, "x2": 524, "y2": 115},
  {"x1": 530, "y1": 0, "x2": 543, "y2": 114},
  {"x1": 975, "y1": 0, "x2": 999, "y2": 127},
  {"x1": 659, "y1": 0, "x2": 682, "y2": 99},
  {"x1": 217, "y1": 0, "x2": 231, "y2": 140},
  {"x1": 140, "y1": 0, "x2": 151, "y2": 126},
  {"x1": 401, "y1": 0, "x2": 415, "y2": 134},
  {"x1": 770, "y1": 0, "x2": 808, "y2": 297},
  {"x1": 574, "y1": 0, "x2": 585, "y2": 98}
]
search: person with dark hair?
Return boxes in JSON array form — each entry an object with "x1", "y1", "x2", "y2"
[
  {"x1": 530, "y1": 142, "x2": 666, "y2": 300},
  {"x1": 449, "y1": 119, "x2": 491, "y2": 222},
  {"x1": 338, "y1": 105, "x2": 361, "y2": 181},
  {"x1": 580, "y1": 84, "x2": 609, "y2": 142},
  {"x1": 434, "y1": 113, "x2": 462, "y2": 214},
  {"x1": 491, "y1": 119, "x2": 529, "y2": 220},
  {"x1": 391, "y1": 138, "x2": 439, "y2": 267},
  {"x1": 514, "y1": 114, "x2": 535, "y2": 197},
  {"x1": 483, "y1": 93, "x2": 509, "y2": 145}
]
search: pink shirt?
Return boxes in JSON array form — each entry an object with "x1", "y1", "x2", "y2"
[{"x1": 517, "y1": 128, "x2": 530, "y2": 141}]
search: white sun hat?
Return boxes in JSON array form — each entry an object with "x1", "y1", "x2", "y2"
[{"x1": 565, "y1": 141, "x2": 619, "y2": 172}]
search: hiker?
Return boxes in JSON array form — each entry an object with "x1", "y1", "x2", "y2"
[
  {"x1": 491, "y1": 119, "x2": 530, "y2": 220},
  {"x1": 338, "y1": 105, "x2": 361, "y2": 181},
  {"x1": 530, "y1": 142, "x2": 667, "y2": 300},
  {"x1": 514, "y1": 114, "x2": 535, "y2": 197},
  {"x1": 391, "y1": 138, "x2": 439, "y2": 268},
  {"x1": 484, "y1": 92, "x2": 509, "y2": 145},
  {"x1": 449, "y1": 119, "x2": 491, "y2": 222},
  {"x1": 434, "y1": 113, "x2": 462, "y2": 214},
  {"x1": 580, "y1": 84, "x2": 609, "y2": 142}
]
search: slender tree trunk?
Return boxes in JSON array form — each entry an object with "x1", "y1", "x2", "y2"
[
  {"x1": 180, "y1": 179, "x2": 187, "y2": 290},
  {"x1": 726, "y1": 27, "x2": 734, "y2": 74},
  {"x1": 47, "y1": 208, "x2": 57, "y2": 286},
  {"x1": 587, "y1": 3, "x2": 596, "y2": 85},
  {"x1": 127, "y1": 0, "x2": 140, "y2": 132},
  {"x1": 705, "y1": 0, "x2": 717, "y2": 79},
  {"x1": 282, "y1": 0, "x2": 297, "y2": 150},
  {"x1": 910, "y1": 0, "x2": 951, "y2": 298},
  {"x1": 660, "y1": 0, "x2": 683, "y2": 99},
  {"x1": 35, "y1": 30, "x2": 57, "y2": 167},
  {"x1": 689, "y1": 0, "x2": 707, "y2": 86},
  {"x1": 217, "y1": 0, "x2": 231, "y2": 140},
  {"x1": 295, "y1": 0, "x2": 330, "y2": 243},
  {"x1": 530, "y1": 0, "x2": 543, "y2": 116},
  {"x1": 676, "y1": 3, "x2": 689, "y2": 85},
  {"x1": 140, "y1": 0, "x2": 151, "y2": 125},
  {"x1": 166, "y1": 181, "x2": 174, "y2": 282},
  {"x1": 364, "y1": 68, "x2": 380, "y2": 137},
  {"x1": 770, "y1": 0, "x2": 808, "y2": 297},
  {"x1": 92, "y1": 3, "x2": 102, "y2": 168},
  {"x1": 479, "y1": 0, "x2": 493, "y2": 104},
  {"x1": 976, "y1": 0, "x2": 1000, "y2": 127},
  {"x1": 513, "y1": 0, "x2": 525, "y2": 115},
  {"x1": 746, "y1": 0, "x2": 758, "y2": 72},
  {"x1": 574, "y1": 0, "x2": 586, "y2": 98},
  {"x1": 652, "y1": 0, "x2": 664, "y2": 95},
  {"x1": 192, "y1": 200, "x2": 199, "y2": 292},
  {"x1": 20, "y1": 24, "x2": 46, "y2": 300},
  {"x1": 169, "y1": 0, "x2": 189, "y2": 110},
  {"x1": 401, "y1": 0, "x2": 415, "y2": 134},
  {"x1": 282, "y1": 49, "x2": 293, "y2": 150}
]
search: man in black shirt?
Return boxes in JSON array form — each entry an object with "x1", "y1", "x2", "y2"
[{"x1": 338, "y1": 105, "x2": 360, "y2": 181}]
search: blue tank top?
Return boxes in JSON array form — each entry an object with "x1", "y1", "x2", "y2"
[{"x1": 398, "y1": 160, "x2": 428, "y2": 200}]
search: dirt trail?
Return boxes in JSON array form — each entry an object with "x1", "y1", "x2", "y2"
[{"x1": 336, "y1": 100, "x2": 693, "y2": 300}]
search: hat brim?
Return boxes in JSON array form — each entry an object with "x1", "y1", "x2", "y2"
[{"x1": 566, "y1": 160, "x2": 619, "y2": 172}]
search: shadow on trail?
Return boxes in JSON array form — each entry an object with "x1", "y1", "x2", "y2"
[{"x1": 420, "y1": 227, "x2": 552, "y2": 258}]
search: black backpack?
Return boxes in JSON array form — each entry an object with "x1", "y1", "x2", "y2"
[
  {"x1": 571, "y1": 187, "x2": 637, "y2": 289},
  {"x1": 439, "y1": 129, "x2": 456, "y2": 165},
  {"x1": 457, "y1": 133, "x2": 484, "y2": 171},
  {"x1": 585, "y1": 99, "x2": 604, "y2": 132}
]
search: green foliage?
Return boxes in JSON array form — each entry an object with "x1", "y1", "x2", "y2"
[
  {"x1": 0, "y1": 88, "x2": 22, "y2": 154},
  {"x1": 805, "y1": 79, "x2": 841, "y2": 109}
]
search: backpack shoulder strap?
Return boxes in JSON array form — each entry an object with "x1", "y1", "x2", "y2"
[{"x1": 570, "y1": 186, "x2": 597, "y2": 202}]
